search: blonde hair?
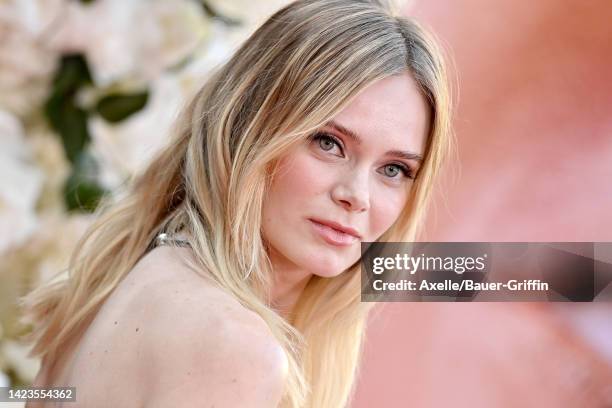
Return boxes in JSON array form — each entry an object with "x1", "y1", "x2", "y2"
[{"x1": 20, "y1": 0, "x2": 453, "y2": 406}]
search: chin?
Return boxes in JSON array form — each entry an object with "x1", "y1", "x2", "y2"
[
  {"x1": 306, "y1": 245, "x2": 363, "y2": 277},
  {"x1": 305, "y1": 258, "x2": 351, "y2": 278},
  {"x1": 312, "y1": 270, "x2": 344, "y2": 279}
]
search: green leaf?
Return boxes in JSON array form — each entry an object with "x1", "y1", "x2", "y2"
[
  {"x1": 63, "y1": 152, "x2": 107, "y2": 212},
  {"x1": 44, "y1": 54, "x2": 93, "y2": 163},
  {"x1": 96, "y1": 91, "x2": 150, "y2": 123},
  {"x1": 50, "y1": 54, "x2": 92, "y2": 97},
  {"x1": 45, "y1": 95, "x2": 90, "y2": 163}
]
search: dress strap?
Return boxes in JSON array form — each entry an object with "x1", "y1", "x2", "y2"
[{"x1": 154, "y1": 232, "x2": 191, "y2": 248}]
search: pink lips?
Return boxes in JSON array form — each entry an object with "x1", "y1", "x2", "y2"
[{"x1": 308, "y1": 219, "x2": 360, "y2": 246}]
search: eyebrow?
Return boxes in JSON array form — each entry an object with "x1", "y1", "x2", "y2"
[{"x1": 324, "y1": 120, "x2": 424, "y2": 163}]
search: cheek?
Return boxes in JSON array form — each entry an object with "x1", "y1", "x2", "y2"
[
  {"x1": 369, "y1": 187, "x2": 409, "y2": 238},
  {"x1": 270, "y1": 153, "x2": 328, "y2": 201},
  {"x1": 262, "y1": 151, "x2": 330, "y2": 242}
]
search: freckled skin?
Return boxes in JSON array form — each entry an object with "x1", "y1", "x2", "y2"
[{"x1": 261, "y1": 73, "x2": 430, "y2": 278}]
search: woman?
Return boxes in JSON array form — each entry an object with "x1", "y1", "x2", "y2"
[{"x1": 21, "y1": 0, "x2": 452, "y2": 406}]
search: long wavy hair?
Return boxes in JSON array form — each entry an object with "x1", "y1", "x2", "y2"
[{"x1": 19, "y1": 0, "x2": 453, "y2": 406}]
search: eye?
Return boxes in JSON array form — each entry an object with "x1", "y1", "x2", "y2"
[
  {"x1": 310, "y1": 132, "x2": 344, "y2": 156},
  {"x1": 381, "y1": 163, "x2": 415, "y2": 180}
]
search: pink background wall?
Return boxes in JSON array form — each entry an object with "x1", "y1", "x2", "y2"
[{"x1": 352, "y1": 0, "x2": 612, "y2": 406}]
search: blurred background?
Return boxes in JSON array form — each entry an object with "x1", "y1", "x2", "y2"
[
  {"x1": 353, "y1": 0, "x2": 612, "y2": 407},
  {"x1": 0, "y1": 0, "x2": 610, "y2": 407}
]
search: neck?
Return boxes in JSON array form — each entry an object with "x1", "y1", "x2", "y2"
[{"x1": 267, "y1": 247, "x2": 313, "y2": 321}]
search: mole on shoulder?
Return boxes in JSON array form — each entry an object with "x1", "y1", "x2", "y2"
[{"x1": 135, "y1": 327, "x2": 139, "y2": 332}]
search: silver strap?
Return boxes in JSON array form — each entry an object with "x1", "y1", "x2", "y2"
[{"x1": 155, "y1": 232, "x2": 191, "y2": 248}]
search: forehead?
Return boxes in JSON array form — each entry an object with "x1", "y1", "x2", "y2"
[{"x1": 331, "y1": 73, "x2": 430, "y2": 155}]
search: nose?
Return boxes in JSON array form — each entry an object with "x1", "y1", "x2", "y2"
[{"x1": 331, "y1": 166, "x2": 370, "y2": 213}]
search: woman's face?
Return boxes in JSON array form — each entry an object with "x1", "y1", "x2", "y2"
[{"x1": 262, "y1": 73, "x2": 430, "y2": 278}]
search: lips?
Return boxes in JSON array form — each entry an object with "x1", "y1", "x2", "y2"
[
  {"x1": 308, "y1": 218, "x2": 362, "y2": 238},
  {"x1": 308, "y1": 219, "x2": 360, "y2": 247}
]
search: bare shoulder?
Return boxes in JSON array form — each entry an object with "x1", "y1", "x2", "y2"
[{"x1": 125, "y1": 246, "x2": 288, "y2": 407}]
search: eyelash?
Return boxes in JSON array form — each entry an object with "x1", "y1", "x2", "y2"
[{"x1": 309, "y1": 132, "x2": 416, "y2": 180}]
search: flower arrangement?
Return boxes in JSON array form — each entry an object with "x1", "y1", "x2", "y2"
[{"x1": 0, "y1": 0, "x2": 291, "y2": 388}]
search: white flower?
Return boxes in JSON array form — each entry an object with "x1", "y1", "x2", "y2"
[
  {"x1": 0, "y1": 0, "x2": 64, "y2": 116},
  {"x1": 0, "y1": 340, "x2": 40, "y2": 385},
  {"x1": 177, "y1": 20, "x2": 240, "y2": 89},
  {"x1": 207, "y1": 0, "x2": 291, "y2": 30},
  {"x1": 203, "y1": 0, "x2": 292, "y2": 54},
  {"x1": 49, "y1": 0, "x2": 210, "y2": 86},
  {"x1": 26, "y1": 127, "x2": 70, "y2": 214},
  {"x1": 27, "y1": 213, "x2": 94, "y2": 286},
  {"x1": 85, "y1": 17, "x2": 256, "y2": 190},
  {"x1": 0, "y1": 213, "x2": 92, "y2": 363},
  {"x1": 88, "y1": 74, "x2": 187, "y2": 190},
  {"x1": 0, "y1": 110, "x2": 43, "y2": 252}
]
